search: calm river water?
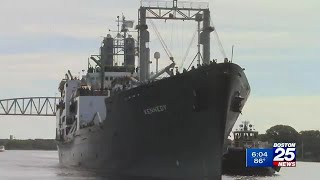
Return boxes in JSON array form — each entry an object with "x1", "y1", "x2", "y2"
[{"x1": 0, "y1": 150, "x2": 318, "y2": 180}]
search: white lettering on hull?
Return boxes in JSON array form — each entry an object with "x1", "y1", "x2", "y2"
[{"x1": 143, "y1": 105, "x2": 167, "y2": 115}]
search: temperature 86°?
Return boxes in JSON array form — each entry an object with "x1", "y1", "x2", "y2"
[{"x1": 254, "y1": 158, "x2": 266, "y2": 164}]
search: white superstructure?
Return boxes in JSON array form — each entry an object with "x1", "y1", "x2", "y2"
[
  {"x1": 55, "y1": 70, "x2": 138, "y2": 142},
  {"x1": 55, "y1": 16, "x2": 139, "y2": 142},
  {"x1": 0, "y1": 145, "x2": 5, "y2": 152}
]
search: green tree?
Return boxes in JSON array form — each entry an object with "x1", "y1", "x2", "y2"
[
  {"x1": 257, "y1": 134, "x2": 271, "y2": 142},
  {"x1": 4, "y1": 139, "x2": 56, "y2": 150},
  {"x1": 300, "y1": 130, "x2": 320, "y2": 161},
  {"x1": 266, "y1": 125, "x2": 299, "y2": 143}
]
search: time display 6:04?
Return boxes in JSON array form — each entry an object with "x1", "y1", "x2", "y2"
[{"x1": 251, "y1": 151, "x2": 268, "y2": 158}]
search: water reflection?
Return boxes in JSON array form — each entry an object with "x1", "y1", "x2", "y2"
[{"x1": 0, "y1": 151, "x2": 319, "y2": 180}]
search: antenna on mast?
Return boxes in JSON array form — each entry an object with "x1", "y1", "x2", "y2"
[
  {"x1": 231, "y1": 45, "x2": 234, "y2": 63},
  {"x1": 117, "y1": 16, "x2": 120, "y2": 33}
]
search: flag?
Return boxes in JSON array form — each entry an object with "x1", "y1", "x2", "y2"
[{"x1": 124, "y1": 20, "x2": 134, "y2": 28}]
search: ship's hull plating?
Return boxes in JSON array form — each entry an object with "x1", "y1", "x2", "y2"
[{"x1": 57, "y1": 63, "x2": 250, "y2": 180}]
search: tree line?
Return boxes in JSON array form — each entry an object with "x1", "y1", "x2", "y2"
[
  {"x1": 257, "y1": 125, "x2": 320, "y2": 162},
  {"x1": 0, "y1": 139, "x2": 57, "y2": 150}
]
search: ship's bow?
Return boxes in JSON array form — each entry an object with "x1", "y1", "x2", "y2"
[{"x1": 106, "y1": 63, "x2": 250, "y2": 179}]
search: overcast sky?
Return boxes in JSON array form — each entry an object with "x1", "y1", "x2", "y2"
[{"x1": 0, "y1": 0, "x2": 319, "y2": 139}]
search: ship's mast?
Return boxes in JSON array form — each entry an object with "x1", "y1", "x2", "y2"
[
  {"x1": 88, "y1": 15, "x2": 136, "y2": 91},
  {"x1": 195, "y1": 14, "x2": 202, "y2": 66},
  {"x1": 137, "y1": 0, "x2": 214, "y2": 81}
]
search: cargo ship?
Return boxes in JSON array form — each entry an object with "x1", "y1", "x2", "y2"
[
  {"x1": 222, "y1": 121, "x2": 280, "y2": 176},
  {"x1": 55, "y1": 1, "x2": 250, "y2": 179}
]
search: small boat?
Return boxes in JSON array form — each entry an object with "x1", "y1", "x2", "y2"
[
  {"x1": 222, "y1": 121, "x2": 280, "y2": 176},
  {"x1": 0, "y1": 145, "x2": 5, "y2": 152}
]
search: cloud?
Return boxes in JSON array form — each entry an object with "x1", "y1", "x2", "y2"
[
  {"x1": 0, "y1": 116, "x2": 55, "y2": 139},
  {"x1": 0, "y1": 0, "x2": 139, "y2": 39},
  {"x1": 237, "y1": 95, "x2": 320, "y2": 134},
  {"x1": 0, "y1": 53, "x2": 90, "y2": 99}
]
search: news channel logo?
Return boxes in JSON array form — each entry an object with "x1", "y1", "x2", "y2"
[{"x1": 246, "y1": 143, "x2": 296, "y2": 167}]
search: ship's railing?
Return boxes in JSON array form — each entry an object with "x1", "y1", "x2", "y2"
[
  {"x1": 0, "y1": 97, "x2": 61, "y2": 116},
  {"x1": 141, "y1": 0, "x2": 209, "y2": 9}
]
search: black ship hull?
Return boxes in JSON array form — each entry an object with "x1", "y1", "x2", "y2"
[
  {"x1": 57, "y1": 63, "x2": 250, "y2": 180},
  {"x1": 222, "y1": 147, "x2": 281, "y2": 176}
]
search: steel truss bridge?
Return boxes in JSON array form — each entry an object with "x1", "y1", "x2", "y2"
[{"x1": 0, "y1": 97, "x2": 61, "y2": 116}]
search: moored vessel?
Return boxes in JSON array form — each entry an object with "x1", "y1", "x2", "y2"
[
  {"x1": 55, "y1": 1, "x2": 250, "y2": 179},
  {"x1": 0, "y1": 145, "x2": 5, "y2": 152},
  {"x1": 222, "y1": 121, "x2": 281, "y2": 176}
]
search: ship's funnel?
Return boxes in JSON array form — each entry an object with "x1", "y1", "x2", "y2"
[
  {"x1": 124, "y1": 37, "x2": 135, "y2": 68},
  {"x1": 101, "y1": 36, "x2": 114, "y2": 66}
]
